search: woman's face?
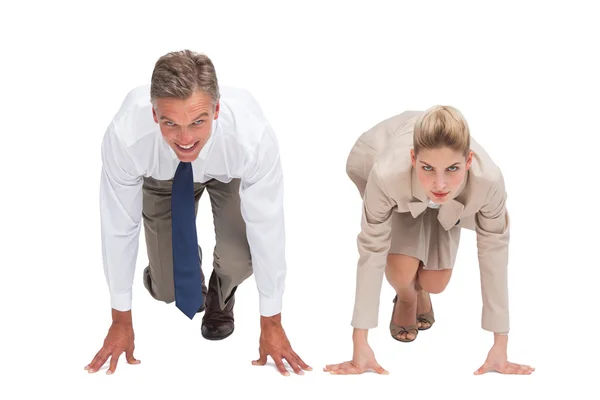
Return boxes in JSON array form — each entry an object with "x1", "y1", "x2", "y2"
[{"x1": 411, "y1": 147, "x2": 473, "y2": 204}]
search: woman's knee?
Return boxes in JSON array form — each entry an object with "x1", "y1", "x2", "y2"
[
  {"x1": 417, "y1": 268, "x2": 452, "y2": 294},
  {"x1": 385, "y1": 254, "x2": 421, "y2": 287}
]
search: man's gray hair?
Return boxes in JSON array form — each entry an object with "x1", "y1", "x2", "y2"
[{"x1": 150, "y1": 50, "x2": 220, "y2": 107}]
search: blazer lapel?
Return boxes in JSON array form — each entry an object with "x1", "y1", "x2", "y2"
[{"x1": 437, "y1": 200, "x2": 464, "y2": 230}]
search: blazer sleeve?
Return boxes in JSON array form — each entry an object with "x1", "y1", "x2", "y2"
[
  {"x1": 475, "y1": 172, "x2": 511, "y2": 333},
  {"x1": 351, "y1": 162, "x2": 396, "y2": 329}
]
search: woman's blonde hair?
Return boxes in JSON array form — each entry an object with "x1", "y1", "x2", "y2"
[{"x1": 413, "y1": 105, "x2": 470, "y2": 156}]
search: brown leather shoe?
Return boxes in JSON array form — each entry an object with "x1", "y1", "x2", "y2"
[{"x1": 201, "y1": 271, "x2": 235, "y2": 340}]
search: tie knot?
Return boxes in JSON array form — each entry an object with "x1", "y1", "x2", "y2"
[{"x1": 174, "y1": 161, "x2": 193, "y2": 179}]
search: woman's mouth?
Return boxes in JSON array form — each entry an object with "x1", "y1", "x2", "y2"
[{"x1": 432, "y1": 191, "x2": 449, "y2": 198}]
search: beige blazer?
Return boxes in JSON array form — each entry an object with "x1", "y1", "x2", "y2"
[{"x1": 346, "y1": 111, "x2": 510, "y2": 333}]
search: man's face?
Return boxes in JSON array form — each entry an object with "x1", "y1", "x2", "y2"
[{"x1": 152, "y1": 90, "x2": 220, "y2": 162}]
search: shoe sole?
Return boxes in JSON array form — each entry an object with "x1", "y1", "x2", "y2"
[{"x1": 201, "y1": 328, "x2": 235, "y2": 341}]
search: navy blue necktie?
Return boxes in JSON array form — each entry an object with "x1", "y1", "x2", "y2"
[{"x1": 171, "y1": 161, "x2": 204, "y2": 319}]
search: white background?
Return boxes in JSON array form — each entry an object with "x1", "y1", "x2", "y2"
[{"x1": 2, "y1": 0, "x2": 599, "y2": 398}]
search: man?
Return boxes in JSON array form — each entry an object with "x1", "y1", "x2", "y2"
[{"x1": 85, "y1": 50, "x2": 310, "y2": 376}]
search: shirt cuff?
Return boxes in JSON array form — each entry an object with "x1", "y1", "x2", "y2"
[
  {"x1": 110, "y1": 290, "x2": 132, "y2": 311},
  {"x1": 259, "y1": 294, "x2": 283, "y2": 317}
]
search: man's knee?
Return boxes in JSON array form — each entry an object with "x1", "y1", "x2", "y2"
[
  {"x1": 215, "y1": 251, "x2": 253, "y2": 284},
  {"x1": 143, "y1": 266, "x2": 175, "y2": 303}
]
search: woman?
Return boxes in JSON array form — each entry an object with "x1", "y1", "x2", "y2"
[{"x1": 324, "y1": 106, "x2": 534, "y2": 376}]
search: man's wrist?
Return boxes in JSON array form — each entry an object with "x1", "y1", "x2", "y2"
[
  {"x1": 260, "y1": 313, "x2": 282, "y2": 328},
  {"x1": 111, "y1": 308, "x2": 133, "y2": 325}
]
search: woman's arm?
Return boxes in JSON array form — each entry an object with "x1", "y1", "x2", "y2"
[
  {"x1": 325, "y1": 162, "x2": 395, "y2": 375},
  {"x1": 473, "y1": 172, "x2": 534, "y2": 375}
]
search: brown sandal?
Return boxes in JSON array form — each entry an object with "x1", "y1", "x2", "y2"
[
  {"x1": 390, "y1": 296, "x2": 418, "y2": 342},
  {"x1": 417, "y1": 291, "x2": 435, "y2": 331}
]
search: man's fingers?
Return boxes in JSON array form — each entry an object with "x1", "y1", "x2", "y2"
[
  {"x1": 272, "y1": 355, "x2": 290, "y2": 376},
  {"x1": 86, "y1": 349, "x2": 105, "y2": 370},
  {"x1": 84, "y1": 350, "x2": 102, "y2": 371},
  {"x1": 283, "y1": 353, "x2": 304, "y2": 375},
  {"x1": 87, "y1": 350, "x2": 110, "y2": 373},
  {"x1": 291, "y1": 350, "x2": 312, "y2": 371},
  {"x1": 251, "y1": 347, "x2": 268, "y2": 366},
  {"x1": 125, "y1": 348, "x2": 140, "y2": 365},
  {"x1": 107, "y1": 351, "x2": 122, "y2": 375}
]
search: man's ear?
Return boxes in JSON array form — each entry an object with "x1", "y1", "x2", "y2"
[
  {"x1": 152, "y1": 107, "x2": 159, "y2": 123},
  {"x1": 213, "y1": 101, "x2": 220, "y2": 120}
]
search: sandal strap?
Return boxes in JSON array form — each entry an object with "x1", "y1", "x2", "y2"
[
  {"x1": 390, "y1": 323, "x2": 419, "y2": 337},
  {"x1": 417, "y1": 309, "x2": 435, "y2": 324},
  {"x1": 417, "y1": 291, "x2": 435, "y2": 324}
]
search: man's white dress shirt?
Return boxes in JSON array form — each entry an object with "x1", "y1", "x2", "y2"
[{"x1": 99, "y1": 84, "x2": 286, "y2": 317}]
